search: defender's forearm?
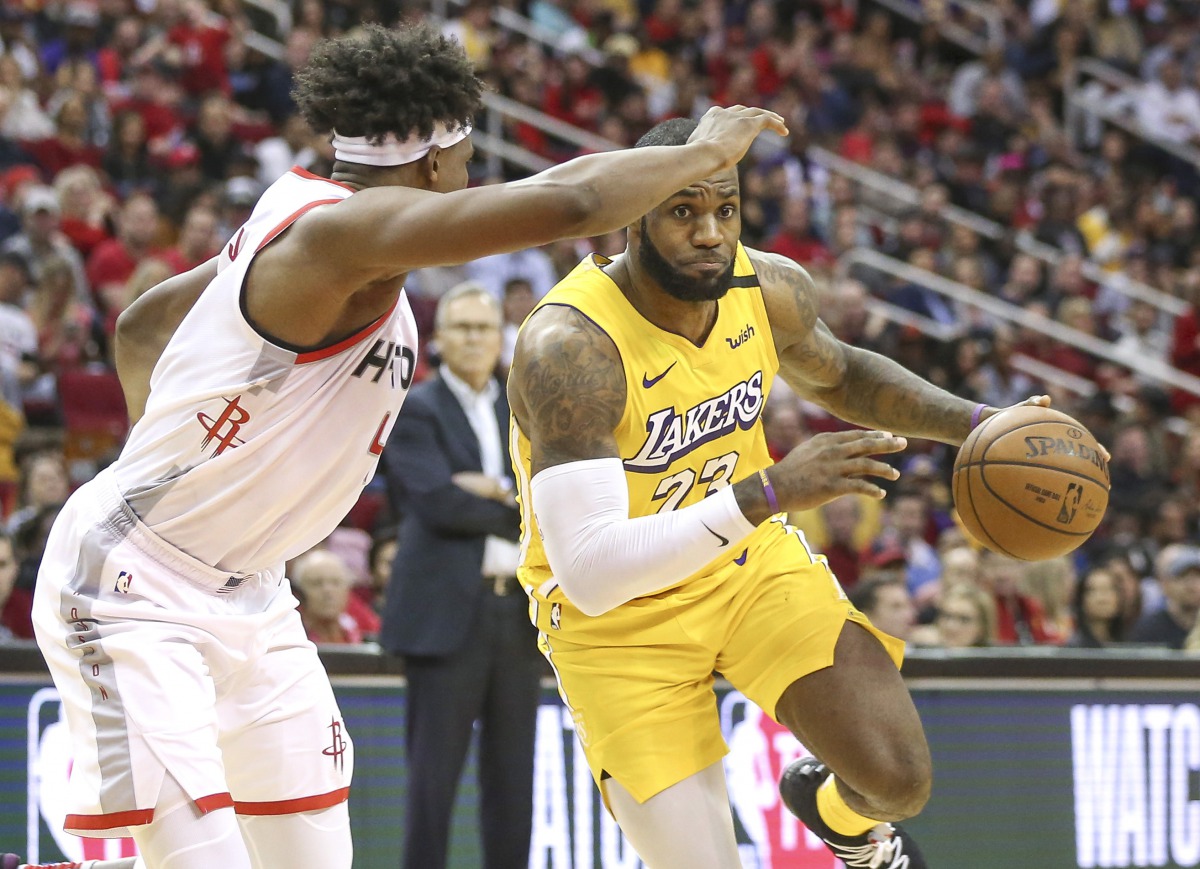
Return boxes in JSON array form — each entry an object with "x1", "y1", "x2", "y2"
[
  {"x1": 808, "y1": 347, "x2": 978, "y2": 445},
  {"x1": 535, "y1": 142, "x2": 726, "y2": 238}
]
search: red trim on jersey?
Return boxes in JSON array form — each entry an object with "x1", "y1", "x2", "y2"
[
  {"x1": 290, "y1": 166, "x2": 357, "y2": 192},
  {"x1": 294, "y1": 297, "x2": 400, "y2": 363},
  {"x1": 64, "y1": 808, "x2": 155, "y2": 830},
  {"x1": 234, "y1": 786, "x2": 350, "y2": 816},
  {"x1": 255, "y1": 198, "x2": 344, "y2": 254},
  {"x1": 194, "y1": 792, "x2": 236, "y2": 814}
]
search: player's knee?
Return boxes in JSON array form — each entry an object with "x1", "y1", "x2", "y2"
[{"x1": 864, "y1": 749, "x2": 932, "y2": 819}]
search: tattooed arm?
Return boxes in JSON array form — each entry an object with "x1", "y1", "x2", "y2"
[
  {"x1": 508, "y1": 305, "x2": 626, "y2": 474},
  {"x1": 750, "y1": 249, "x2": 980, "y2": 446}
]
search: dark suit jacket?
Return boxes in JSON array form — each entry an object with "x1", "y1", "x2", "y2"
[{"x1": 378, "y1": 375, "x2": 521, "y2": 657}]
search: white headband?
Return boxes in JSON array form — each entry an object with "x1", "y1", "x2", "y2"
[{"x1": 331, "y1": 122, "x2": 472, "y2": 167}]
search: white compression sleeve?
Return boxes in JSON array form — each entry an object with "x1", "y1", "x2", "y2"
[{"x1": 530, "y1": 457, "x2": 759, "y2": 616}]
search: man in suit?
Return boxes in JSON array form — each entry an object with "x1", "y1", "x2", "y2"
[{"x1": 379, "y1": 281, "x2": 543, "y2": 869}]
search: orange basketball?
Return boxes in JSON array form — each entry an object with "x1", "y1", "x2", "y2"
[{"x1": 952, "y1": 405, "x2": 1110, "y2": 561}]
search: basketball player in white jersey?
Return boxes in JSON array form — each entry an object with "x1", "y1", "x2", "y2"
[{"x1": 13, "y1": 24, "x2": 786, "y2": 869}]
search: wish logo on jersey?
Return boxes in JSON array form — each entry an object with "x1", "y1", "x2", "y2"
[{"x1": 624, "y1": 371, "x2": 765, "y2": 474}]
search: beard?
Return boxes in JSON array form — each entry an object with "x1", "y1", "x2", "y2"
[{"x1": 636, "y1": 218, "x2": 735, "y2": 302}]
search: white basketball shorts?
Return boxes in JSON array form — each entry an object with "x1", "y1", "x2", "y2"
[{"x1": 32, "y1": 469, "x2": 354, "y2": 838}]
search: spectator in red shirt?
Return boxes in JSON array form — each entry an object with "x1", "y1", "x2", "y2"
[
  {"x1": 294, "y1": 549, "x2": 371, "y2": 645},
  {"x1": 110, "y1": 61, "x2": 186, "y2": 147},
  {"x1": 20, "y1": 91, "x2": 103, "y2": 177},
  {"x1": 165, "y1": 0, "x2": 231, "y2": 96},
  {"x1": 158, "y1": 203, "x2": 218, "y2": 275},
  {"x1": 764, "y1": 196, "x2": 833, "y2": 268},
  {"x1": 51, "y1": 164, "x2": 112, "y2": 257},
  {"x1": 86, "y1": 191, "x2": 160, "y2": 320},
  {"x1": 980, "y1": 550, "x2": 1054, "y2": 645},
  {"x1": 0, "y1": 529, "x2": 29, "y2": 640}
]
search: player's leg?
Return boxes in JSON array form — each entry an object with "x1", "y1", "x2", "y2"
[
  {"x1": 236, "y1": 804, "x2": 351, "y2": 869},
  {"x1": 129, "y1": 774, "x2": 251, "y2": 869},
  {"x1": 217, "y1": 608, "x2": 354, "y2": 869},
  {"x1": 717, "y1": 526, "x2": 929, "y2": 868},
  {"x1": 604, "y1": 761, "x2": 740, "y2": 869},
  {"x1": 776, "y1": 622, "x2": 931, "y2": 824}
]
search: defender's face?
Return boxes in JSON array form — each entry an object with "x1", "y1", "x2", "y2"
[{"x1": 634, "y1": 169, "x2": 741, "y2": 302}]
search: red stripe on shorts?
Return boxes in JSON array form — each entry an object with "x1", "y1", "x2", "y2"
[
  {"x1": 64, "y1": 808, "x2": 155, "y2": 830},
  {"x1": 194, "y1": 792, "x2": 235, "y2": 814},
  {"x1": 234, "y1": 786, "x2": 350, "y2": 816}
]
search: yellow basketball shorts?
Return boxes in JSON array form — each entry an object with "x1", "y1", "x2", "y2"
[{"x1": 533, "y1": 517, "x2": 904, "y2": 804}]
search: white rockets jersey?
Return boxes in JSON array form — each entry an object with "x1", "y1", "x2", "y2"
[{"x1": 109, "y1": 167, "x2": 418, "y2": 573}]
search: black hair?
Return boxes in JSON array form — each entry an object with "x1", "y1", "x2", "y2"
[
  {"x1": 634, "y1": 117, "x2": 698, "y2": 149},
  {"x1": 849, "y1": 575, "x2": 907, "y2": 616},
  {"x1": 292, "y1": 23, "x2": 483, "y2": 144}
]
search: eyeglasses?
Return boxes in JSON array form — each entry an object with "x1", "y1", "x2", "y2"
[{"x1": 441, "y1": 322, "x2": 500, "y2": 335}]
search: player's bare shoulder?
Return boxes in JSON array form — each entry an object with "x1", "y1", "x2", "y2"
[
  {"x1": 745, "y1": 247, "x2": 820, "y2": 343},
  {"x1": 509, "y1": 305, "x2": 627, "y2": 473}
]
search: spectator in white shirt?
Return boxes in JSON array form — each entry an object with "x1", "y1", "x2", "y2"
[
  {"x1": 1137, "y1": 57, "x2": 1200, "y2": 144},
  {"x1": 254, "y1": 113, "x2": 318, "y2": 186}
]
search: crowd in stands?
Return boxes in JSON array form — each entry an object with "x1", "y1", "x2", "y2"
[{"x1": 0, "y1": 0, "x2": 1198, "y2": 653}]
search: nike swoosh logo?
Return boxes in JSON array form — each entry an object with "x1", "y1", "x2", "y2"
[
  {"x1": 701, "y1": 523, "x2": 729, "y2": 546},
  {"x1": 734, "y1": 549, "x2": 748, "y2": 566},
  {"x1": 642, "y1": 362, "x2": 676, "y2": 388}
]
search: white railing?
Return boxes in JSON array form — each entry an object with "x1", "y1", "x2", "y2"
[
  {"x1": 838, "y1": 247, "x2": 1200, "y2": 401},
  {"x1": 478, "y1": 93, "x2": 619, "y2": 177},
  {"x1": 862, "y1": 296, "x2": 1101, "y2": 399},
  {"x1": 869, "y1": 0, "x2": 1002, "y2": 55},
  {"x1": 1064, "y1": 58, "x2": 1200, "y2": 168},
  {"x1": 808, "y1": 146, "x2": 1189, "y2": 318}
]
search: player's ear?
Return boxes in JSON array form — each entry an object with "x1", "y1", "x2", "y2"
[{"x1": 422, "y1": 146, "x2": 442, "y2": 189}]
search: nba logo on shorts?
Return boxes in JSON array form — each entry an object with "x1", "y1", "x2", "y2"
[
  {"x1": 720, "y1": 690, "x2": 836, "y2": 868},
  {"x1": 114, "y1": 571, "x2": 133, "y2": 594},
  {"x1": 26, "y1": 689, "x2": 139, "y2": 864}
]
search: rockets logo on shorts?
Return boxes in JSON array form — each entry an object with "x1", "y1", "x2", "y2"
[{"x1": 323, "y1": 717, "x2": 347, "y2": 773}]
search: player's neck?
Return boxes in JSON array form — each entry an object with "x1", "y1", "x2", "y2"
[
  {"x1": 330, "y1": 161, "x2": 427, "y2": 191},
  {"x1": 609, "y1": 255, "x2": 718, "y2": 348}
]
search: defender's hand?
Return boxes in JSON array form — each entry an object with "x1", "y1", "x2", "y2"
[
  {"x1": 688, "y1": 105, "x2": 789, "y2": 172},
  {"x1": 768, "y1": 429, "x2": 907, "y2": 511}
]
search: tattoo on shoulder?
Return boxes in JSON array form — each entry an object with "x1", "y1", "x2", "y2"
[
  {"x1": 748, "y1": 250, "x2": 819, "y2": 334},
  {"x1": 518, "y1": 307, "x2": 625, "y2": 468}
]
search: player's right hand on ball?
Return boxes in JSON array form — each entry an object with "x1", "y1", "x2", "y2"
[
  {"x1": 688, "y1": 105, "x2": 788, "y2": 172},
  {"x1": 770, "y1": 430, "x2": 906, "y2": 511}
]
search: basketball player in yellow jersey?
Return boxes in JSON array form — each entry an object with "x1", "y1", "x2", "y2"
[{"x1": 508, "y1": 117, "x2": 1051, "y2": 869}]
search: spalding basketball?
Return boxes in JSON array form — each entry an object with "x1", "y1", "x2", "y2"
[{"x1": 952, "y1": 405, "x2": 1110, "y2": 561}]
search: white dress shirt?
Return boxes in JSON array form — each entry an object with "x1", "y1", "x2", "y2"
[{"x1": 440, "y1": 365, "x2": 521, "y2": 578}]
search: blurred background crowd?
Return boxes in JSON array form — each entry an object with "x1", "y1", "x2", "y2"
[{"x1": 0, "y1": 0, "x2": 1196, "y2": 655}]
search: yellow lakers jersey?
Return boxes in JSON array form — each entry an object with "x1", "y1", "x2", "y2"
[{"x1": 511, "y1": 243, "x2": 781, "y2": 614}]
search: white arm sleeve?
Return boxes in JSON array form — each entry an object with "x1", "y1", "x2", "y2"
[{"x1": 530, "y1": 457, "x2": 759, "y2": 617}]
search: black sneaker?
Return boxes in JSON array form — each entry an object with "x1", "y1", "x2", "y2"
[{"x1": 779, "y1": 757, "x2": 928, "y2": 868}]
